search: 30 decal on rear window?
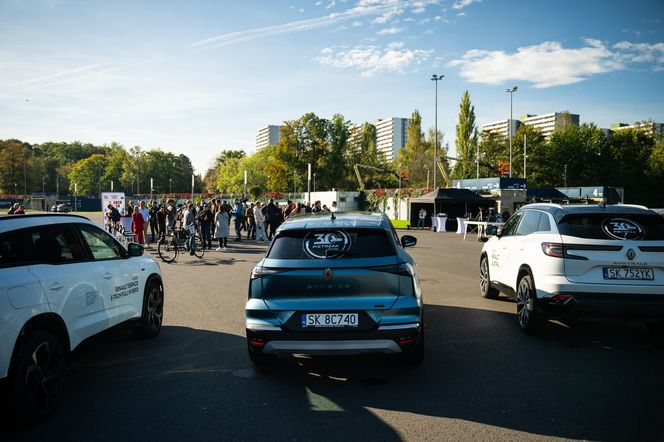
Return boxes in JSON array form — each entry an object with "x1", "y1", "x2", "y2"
[{"x1": 302, "y1": 230, "x2": 352, "y2": 259}]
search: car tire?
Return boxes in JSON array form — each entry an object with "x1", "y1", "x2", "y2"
[
  {"x1": 133, "y1": 280, "x2": 164, "y2": 339},
  {"x1": 402, "y1": 332, "x2": 425, "y2": 366},
  {"x1": 480, "y1": 256, "x2": 499, "y2": 299},
  {"x1": 247, "y1": 344, "x2": 276, "y2": 367},
  {"x1": 10, "y1": 330, "x2": 66, "y2": 424},
  {"x1": 516, "y1": 273, "x2": 543, "y2": 334}
]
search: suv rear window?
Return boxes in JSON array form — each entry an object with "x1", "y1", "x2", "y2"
[
  {"x1": 557, "y1": 213, "x2": 664, "y2": 240},
  {"x1": 267, "y1": 228, "x2": 395, "y2": 259}
]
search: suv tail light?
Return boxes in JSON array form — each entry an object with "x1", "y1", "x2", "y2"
[
  {"x1": 541, "y1": 243, "x2": 589, "y2": 260},
  {"x1": 366, "y1": 263, "x2": 411, "y2": 277},
  {"x1": 541, "y1": 242, "x2": 563, "y2": 258},
  {"x1": 250, "y1": 266, "x2": 285, "y2": 280}
]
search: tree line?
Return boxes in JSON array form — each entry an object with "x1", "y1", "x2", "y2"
[{"x1": 0, "y1": 140, "x2": 201, "y2": 197}]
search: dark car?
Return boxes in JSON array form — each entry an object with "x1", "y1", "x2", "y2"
[{"x1": 246, "y1": 211, "x2": 424, "y2": 366}]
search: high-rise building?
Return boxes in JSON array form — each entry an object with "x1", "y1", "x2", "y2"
[
  {"x1": 256, "y1": 125, "x2": 282, "y2": 150},
  {"x1": 481, "y1": 119, "x2": 522, "y2": 139},
  {"x1": 611, "y1": 121, "x2": 664, "y2": 137},
  {"x1": 520, "y1": 112, "x2": 580, "y2": 139},
  {"x1": 375, "y1": 117, "x2": 409, "y2": 161}
]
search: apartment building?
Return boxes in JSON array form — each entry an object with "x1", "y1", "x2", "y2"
[
  {"x1": 610, "y1": 121, "x2": 664, "y2": 137},
  {"x1": 520, "y1": 112, "x2": 580, "y2": 139},
  {"x1": 481, "y1": 119, "x2": 522, "y2": 139},
  {"x1": 375, "y1": 117, "x2": 409, "y2": 161},
  {"x1": 255, "y1": 125, "x2": 282, "y2": 150}
]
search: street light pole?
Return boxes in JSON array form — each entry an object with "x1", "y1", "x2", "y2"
[
  {"x1": 397, "y1": 163, "x2": 402, "y2": 220},
  {"x1": 307, "y1": 163, "x2": 311, "y2": 204},
  {"x1": 169, "y1": 178, "x2": 172, "y2": 194},
  {"x1": 431, "y1": 74, "x2": 444, "y2": 189},
  {"x1": 523, "y1": 133, "x2": 527, "y2": 180},
  {"x1": 506, "y1": 86, "x2": 518, "y2": 178}
]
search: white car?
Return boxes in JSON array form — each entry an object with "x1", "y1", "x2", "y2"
[
  {"x1": 0, "y1": 214, "x2": 164, "y2": 423},
  {"x1": 479, "y1": 203, "x2": 664, "y2": 333}
]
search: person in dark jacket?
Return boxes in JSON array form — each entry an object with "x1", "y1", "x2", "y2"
[
  {"x1": 266, "y1": 199, "x2": 279, "y2": 240},
  {"x1": 156, "y1": 205, "x2": 167, "y2": 239},
  {"x1": 199, "y1": 204, "x2": 214, "y2": 249}
]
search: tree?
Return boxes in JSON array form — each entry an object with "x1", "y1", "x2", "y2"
[
  {"x1": 606, "y1": 128, "x2": 657, "y2": 205},
  {"x1": 322, "y1": 114, "x2": 351, "y2": 190},
  {"x1": 68, "y1": 154, "x2": 108, "y2": 196},
  {"x1": 452, "y1": 91, "x2": 479, "y2": 179},
  {"x1": 0, "y1": 139, "x2": 29, "y2": 194},
  {"x1": 395, "y1": 110, "x2": 430, "y2": 187}
]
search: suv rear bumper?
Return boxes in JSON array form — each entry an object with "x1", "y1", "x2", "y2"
[
  {"x1": 246, "y1": 323, "x2": 422, "y2": 356},
  {"x1": 539, "y1": 293, "x2": 664, "y2": 319}
]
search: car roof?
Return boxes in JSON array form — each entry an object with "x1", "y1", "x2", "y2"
[
  {"x1": 518, "y1": 203, "x2": 659, "y2": 223},
  {"x1": 0, "y1": 214, "x2": 97, "y2": 233},
  {"x1": 279, "y1": 211, "x2": 391, "y2": 231}
]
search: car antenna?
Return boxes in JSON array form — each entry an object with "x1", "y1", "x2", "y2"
[{"x1": 331, "y1": 212, "x2": 336, "y2": 221}]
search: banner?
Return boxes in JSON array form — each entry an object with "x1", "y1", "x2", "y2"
[{"x1": 101, "y1": 192, "x2": 126, "y2": 226}]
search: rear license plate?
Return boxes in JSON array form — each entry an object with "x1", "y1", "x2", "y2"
[
  {"x1": 603, "y1": 267, "x2": 654, "y2": 280},
  {"x1": 301, "y1": 313, "x2": 359, "y2": 328}
]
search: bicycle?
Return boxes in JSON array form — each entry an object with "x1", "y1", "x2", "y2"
[{"x1": 157, "y1": 225, "x2": 205, "y2": 263}]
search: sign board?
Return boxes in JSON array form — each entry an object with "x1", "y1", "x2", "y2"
[{"x1": 101, "y1": 192, "x2": 126, "y2": 226}]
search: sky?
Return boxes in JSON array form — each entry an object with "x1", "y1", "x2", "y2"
[{"x1": 1, "y1": 0, "x2": 663, "y2": 173}]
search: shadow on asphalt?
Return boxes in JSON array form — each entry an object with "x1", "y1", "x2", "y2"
[{"x1": 3, "y1": 305, "x2": 663, "y2": 441}]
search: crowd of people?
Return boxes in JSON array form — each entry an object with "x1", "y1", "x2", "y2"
[{"x1": 106, "y1": 198, "x2": 339, "y2": 252}]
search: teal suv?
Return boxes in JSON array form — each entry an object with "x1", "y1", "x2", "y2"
[{"x1": 246, "y1": 212, "x2": 424, "y2": 365}]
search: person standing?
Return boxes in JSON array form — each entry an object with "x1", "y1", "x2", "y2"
[
  {"x1": 138, "y1": 201, "x2": 150, "y2": 245},
  {"x1": 131, "y1": 206, "x2": 145, "y2": 244},
  {"x1": 245, "y1": 202, "x2": 256, "y2": 240},
  {"x1": 166, "y1": 198, "x2": 176, "y2": 231},
  {"x1": 214, "y1": 205, "x2": 230, "y2": 251},
  {"x1": 266, "y1": 199, "x2": 279, "y2": 240},
  {"x1": 232, "y1": 199, "x2": 244, "y2": 241},
  {"x1": 330, "y1": 201, "x2": 338, "y2": 212},
  {"x1": 183, "y1": 203, "x2": 197, "y2": 255},
  {"x1": 253, "y1": 201, "x2": 268, "y2": 242},
  {"x1": 149, "y1": 201, "x2": 159, "y2": 243},
  {"x1": 417, "y1": 208, "x2": 427, "y2": 229},
  {"x1": 156, "y1": 205, "x2": 167, "y2": 240},
  {"x1": 199, "y1": 204, "x2": 213, "y2": 249}
]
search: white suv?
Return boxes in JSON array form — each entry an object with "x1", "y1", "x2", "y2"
[
  {"x1": 0, "y1": 214, "x2": 164, "y2": 423},
  {"x1": 479, "y1": 204, "x2": 664, "y2": 333}
]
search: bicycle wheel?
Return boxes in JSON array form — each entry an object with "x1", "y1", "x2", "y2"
[
  {"x1": 192, "y1": 235, "x2": 205, "y2": 259},
  {"x1": 158, "y1": 234, "x2": 178, "y2": 263}
]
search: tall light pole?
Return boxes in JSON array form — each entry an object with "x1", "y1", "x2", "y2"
[
  {"x1": 397, "y1": 162, "x2": 402, "y2": 220},
  {"x1": 169, "y1": 178, "x2": 172, "y2": 194},
  {"x1": 431, "y1": 74, "x2": 444, "y2": 188},
  {"x1": 307, "y1": 163, "x2": 311, "y2": 204},
  {"x1": 523, "y1": 133, "x2": 527, "y2": 180},
  {"x1": 313, "y1": 173, "x2": 316, "y2": 193},
  {"x1": 425, "y1": 165, "x2": 430, "y2": 189},
  {"x1": 243, "y1": 170, "x2": 247, "y2": 199},
  {"x1": 506, "y1": 86, "x2": 518, "y2": 178}
]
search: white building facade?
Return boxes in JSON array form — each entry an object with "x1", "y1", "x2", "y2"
[
  {"x1": 375, "y1": 117, "x2": 409, "y2": 161},
  {"x1": 481, "y1": 119, "x2": 522, "y2": 139},
  {"x1": 256, "y1": 125, "x2": 282, "y2": 150},
  {"x1": 521, "y1": 112, "x2": 580, "y2": 139}
]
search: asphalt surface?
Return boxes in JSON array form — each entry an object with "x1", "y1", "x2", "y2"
[{"x1": 3, "y1": 214, "x2": 664, "y2": 441}]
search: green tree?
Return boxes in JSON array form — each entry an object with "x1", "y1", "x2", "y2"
[
  {"x1": 452, "y1": 91, "x2": 479, "y2": 179},
  {"x1": 322, "y1": 113, "x2": 351, "y2": 190},
  {"x1": 68, "y1": 154, "x2": 108, "y2": 196},
  {"x1": 395, "y1": 110, "x2": 430, "y2": 187}
]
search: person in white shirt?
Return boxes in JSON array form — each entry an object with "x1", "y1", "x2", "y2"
[
  {"x1": 139, "y1": 201, "x2": 150, "y2": 244},
  {"x1": 330, "y1": 201, "x2": 338, "y2": 212},
  {"x1": 253, "y1": 201, "x2": 268, "y2": 242}
]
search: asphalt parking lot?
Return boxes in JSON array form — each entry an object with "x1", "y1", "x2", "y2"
[{"x1": 4, "y1": 214, "x2": 664, "y2": 441}]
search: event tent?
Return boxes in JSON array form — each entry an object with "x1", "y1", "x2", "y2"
[{"x1": 409, "y1": 188, "x2": 495, "y2": 229}]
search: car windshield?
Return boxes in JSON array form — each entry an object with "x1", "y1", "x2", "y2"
[
  {"x1": 557, "y1": 213, "x2": 664, "y2": 240},
  {"x1": 267, "y1": 228, "x2": 395, "y2": 260}
]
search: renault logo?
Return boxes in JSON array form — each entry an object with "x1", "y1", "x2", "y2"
[
  {"x1": 626, "y1": 248, "x2": 636, "y2": 261},
  {"x1": 323, "y1": 268, "x2": 333, "y2": 280}
]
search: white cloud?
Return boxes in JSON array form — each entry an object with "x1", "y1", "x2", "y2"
[
  {"x1": 446, "y1": 39, "x2": 664, "y2": 88},
  {"x1": 317, "y1": 41, "x2": 433, "y2": 77},
  {"x1": 376, "y1": 27, "x2": 405, "y2": 34},
  {"x1": 613, "y1": 41, "x2": 664, "y2": 63},
  {"x1": 352, "y1": 20, "x2": 363, "y2": 26},
  {"x1": 315, "y1": 1, "x2": 322, "y2": 5},
  {"x1": 326, "y1": 1, "x2": 336, "y2": 9},
  {"x1": 452, "y1": 0, "x2": 481, "y2": 10},
  {"x1": 457, "y1": 12, "x2": 465, "y2": 16}
]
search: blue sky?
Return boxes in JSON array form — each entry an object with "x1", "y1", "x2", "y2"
[{"x1": 1, "y1": 0, "x2": 663, "y2": 173}]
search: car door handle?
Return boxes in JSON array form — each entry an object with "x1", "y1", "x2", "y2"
[
  {"x1": 49, "y1": 282, "x2": 63, "y2": 290},
  {"x1": 103, "y1": 273, "x2": 113, "y2": 280}
]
